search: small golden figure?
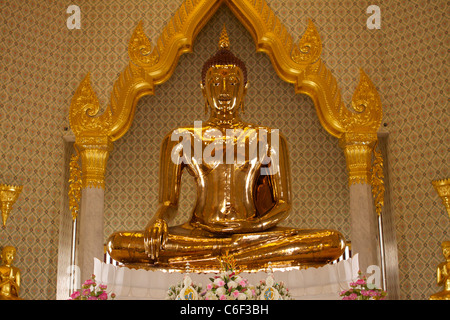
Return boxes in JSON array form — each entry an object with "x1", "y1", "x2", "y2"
[
  {"x1": 0, "y1": 246, "x2": 22, "y2": 300},
  {"x1": 107, "y1": 26, "x2": 345, "y2": 271},
  {"x1": 430, "y1": 241, "x2": 450, "y2": 300}
]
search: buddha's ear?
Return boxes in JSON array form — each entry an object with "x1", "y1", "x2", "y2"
[
  {"x1": 200, "y1": 82, "x2": 207, "y2": 98},
  {"x1": 243, "y1": 81, "x2": 249, "y2": 96}
]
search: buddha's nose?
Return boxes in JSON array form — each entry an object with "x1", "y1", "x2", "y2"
[{"x1": 222, "y1": 78, "x2": 228, "y2": 91}]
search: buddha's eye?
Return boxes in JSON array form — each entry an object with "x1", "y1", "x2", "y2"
[{"x1": 228, "y1": 76, "x2": 238, "y2": 85}]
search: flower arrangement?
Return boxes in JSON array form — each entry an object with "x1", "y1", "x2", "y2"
[
  {"x1": 69, "y1": 274, "x2": 116, "y2": 300},
  {"x1": 201, "y1": 270, "x2": 256, "y2": 300},
  {"x1": 166, "y1": 275, "x2": 203, "y2": 300},
  {"x1": 200, "y1": 251, "x2": 256, "y2": 300},
  {"x1": 255, "y1": 275, "x2": 293, "y2": 300},
  {"x1": 340, "y1": 271, "x2": 387, "y2": 300}
]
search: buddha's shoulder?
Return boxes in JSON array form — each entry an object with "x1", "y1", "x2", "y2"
[
  {"x1": 162, "y1": 126, "x2": 196, "y2": 139},
  {"x1": 243, "y1": 123, "x2": 288, "y2": 140}
]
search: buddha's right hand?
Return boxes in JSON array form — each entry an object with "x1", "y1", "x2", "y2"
[{"x1": 144, "y1": 218, "x2": 168, "y2": 261}]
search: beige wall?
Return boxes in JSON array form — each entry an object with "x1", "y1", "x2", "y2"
[{"x1": 0, "y1": 0, "x2": 448, "y2": 300}]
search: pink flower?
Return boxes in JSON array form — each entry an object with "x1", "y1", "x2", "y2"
[
  {"x1": 70, "y1": 291, "x2": 80, "y2": 299},
  {"x1": 360, "y1": 290, "x2": 369, "y2": 296},
  {"x1": 207, "y1": 283, "x2": 212, "y2": 290},
  {"x1": 87, "y1": 296, "x2": 98, "y2": 300},
  {"x1": 356, "y1": 279, "x2": 366, "y2": 285},
  {"x1": 83, "y1": 279, "x2": 95, "y2": 286},
  {"x1": 98, "y1": 292, "x2": 108, "y2": 300},
  {"x1": 348, "y1": 293, "x2": 358, "y2": 300},
  {"x1": 220, "y1": 295, "x2": 227, "y2": 300},
  {"x1": 99, "y1": 284, "x2": 107, "y2": 290},
  {"x1": 232, "y1": 290, "x2": 240, "y2": 298},
  {"x1": 82, "y1": 289, "x2": 91, "y2": 296},
  {"x1": 370, "y1": 290, "x2": 380, "y2": 297},
  {"x1": 111, "y1": 293, "x2": 116, "y2": 299},
  {"x1": 217, "y1": 280, "x2": 225, "y2": 287},
  {"x1": 239, "y1": 280, "x2": 247, "y2": 286}
]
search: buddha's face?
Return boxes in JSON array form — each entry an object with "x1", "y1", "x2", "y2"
[
  {"x1": 1, "y1": 248, "x2": 15, "y2": 265},
  {"x1": 443, "y1": 243, "x2": 450, "y2": 260},
  {"x1": 203, "y1": 64, "x2": 247, "y2": 114}
]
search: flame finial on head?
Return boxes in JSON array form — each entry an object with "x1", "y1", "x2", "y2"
[
  {"x1": 218, "y1": 24, "x2": 230, "y2": 49},
  {"x1": 201, "y1": 24, "x2": 247, "y2": 85}
]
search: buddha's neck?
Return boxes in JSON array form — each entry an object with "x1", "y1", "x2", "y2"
[{"x1": 207, "y1": 110, "x2": 244, "y2": 128}]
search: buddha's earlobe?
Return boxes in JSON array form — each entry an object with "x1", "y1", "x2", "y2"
[{"x1": 200, "y1": 82, "x2": 208, "y2": 115}]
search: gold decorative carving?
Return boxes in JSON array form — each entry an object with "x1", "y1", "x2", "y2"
[
  {"x1": 219, "y1": 251, "x2": 241, "y2": 274},
  {"x1": 69, "y1": 0, "x2": 384, "y2": 191},
  {"x1": 68, "y1": 150, "x2": 82, "y2": 220},
  {"x1": 432, "y1": 178, "x2": 450, "y2": 218},
  {"x1": 339, "y1": 133, "x2": 377, "y2": 186},
  {"x1": 371, "y1": 141, "x2": 385, "y2": 216},
  {"x1": 291, "y1": 19, "x2": 322, "y2": 65},
  {"x1": 128, "y1": 21, "x2": 159, "y2": 67},
  {"x1": 343, "y1": 69, "x2": 383, "y2": 133},
  {"x1": 69, "y1": 73, "x2": 112, "y2": 137},
  {"x1": 76, "y1": 137, "x2": 113, "y2": 189},
  {"x1": 0, "y1": 184, "x2": 23, "y2": 227}
]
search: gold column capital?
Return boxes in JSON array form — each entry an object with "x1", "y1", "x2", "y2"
[
  {"x1": 76, "y1": 136, "x2": 114, "y2": 189},
  {"x1": 339, "y1": 133, "x2": 378, "y2": 186}
]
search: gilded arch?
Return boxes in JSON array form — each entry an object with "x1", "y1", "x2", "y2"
[{"x1": 69, "y1": 0, "x2": 383, "y2": 207}]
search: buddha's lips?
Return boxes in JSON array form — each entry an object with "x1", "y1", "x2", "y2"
[{"x1": 218, "y1": 94, "x2": 231, "y2": 102}]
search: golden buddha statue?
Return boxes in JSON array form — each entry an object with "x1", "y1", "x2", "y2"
[
  {"x1": 107, "y1": 27, "x2": 345, "y2": 271},
  {"x1": 0, "y1": 246, "x2": 22, "y2": 300},
  {"x1": 430, "y1": 241, "x2": 450, "y2": 300}
]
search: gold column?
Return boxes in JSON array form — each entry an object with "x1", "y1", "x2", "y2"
[
  {"x1": 339, "y1": 133, "x2": 381, "y2": 273},
  {"x1": 75, "y1": 136, "x2": 113, "y2": 283},
  {"x1": 77, "y1": 136, "x2": 114, "y2": 190},
  {"x1": 339, "y1": 133, "x2": 377, "y2": 186}
]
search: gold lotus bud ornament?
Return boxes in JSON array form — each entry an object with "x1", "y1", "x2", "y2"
[
  {"x1": 0, "y1": 184, "x2": 23, "y2": 227},
  {"x1": 432, "y1": 178, "x2": 450, "y2": 218}
]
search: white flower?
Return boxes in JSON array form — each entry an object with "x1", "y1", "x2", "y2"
[
  {"x1": 205, "y1": 291, "x2": 218, "y2": 300},
  {"x1": 216, "y1": 287, "x2": 226, "y2": 296},
  {"x1": 214, "y1": 278, "x2": 225, "y2": 286},
  {"x1": 228, "y1": 280, "x2": 238, "y2": 289},
  {"x1": 237, "y1": 293, "x2": 247, "y2": 300}
]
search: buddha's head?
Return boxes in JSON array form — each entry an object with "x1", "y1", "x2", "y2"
[
  {"x1": 442, "y1": 241, "x2": 450, "y2": 260},
  {"x1": 201, "y1": 26, "x2": 248, "y2": 116},
  {"x1": 1, "y1": 246, "x2": 16, "y2": 266}
]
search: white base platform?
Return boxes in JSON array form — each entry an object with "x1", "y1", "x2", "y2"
[{"x1": 93, "y1": 255, "x2": 359, "y2": 300}]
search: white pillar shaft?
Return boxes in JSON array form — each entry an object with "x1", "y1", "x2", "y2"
[
  {"x1": 349, "y1": 183, "x2": 379, "y2": 273},
  {"x1": 78, "y1": 187, "x2": 104, "y2": 282}
]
